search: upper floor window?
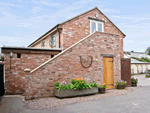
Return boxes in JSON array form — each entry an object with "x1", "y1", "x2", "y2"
[
  {"x1": 41, "y1": 40, "x2": 46, "y2": 48},
  {"x1": 90, "y1": 20, "x2": 104, "y2": 33},
  {"x1": 49, "y1": 34, "x2": 56, "y2": 47}
]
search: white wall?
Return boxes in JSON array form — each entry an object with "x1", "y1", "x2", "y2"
[{"x1": 131, "y1": 64, "x2": 150, "y2": 74}]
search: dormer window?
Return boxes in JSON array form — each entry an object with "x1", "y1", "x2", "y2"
[
  {"x1": 90, "y1": 20, "x2": 104, "y2": 33},
  {"x1": 49, "y1": 34, "x2": 56, "y2": 47},
  {"x1": 41, "y1": 40, "x2": 46, "y2": 48}
]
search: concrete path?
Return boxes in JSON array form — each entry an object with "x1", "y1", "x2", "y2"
[
  {"x1": 44, "y1": 86, "x2": 150, "y2": 113},
  {"x1": 132, "y1": 74, "x2": 150, "y2": 86},
  {"x1": 0, "y1": 95, "x2": 28, "y2": 113},
  {"x1": 1, "y1": 86, "x2": 150, "y2": 113}
]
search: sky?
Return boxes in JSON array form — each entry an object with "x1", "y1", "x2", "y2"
[{"x1": 0, "y1": 0, "x2": 150, "y2": 53}]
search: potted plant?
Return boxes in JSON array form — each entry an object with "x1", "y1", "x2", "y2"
[
  {"x1": 54, "y1": 78, "x2": 98, "y2": 98},
  {"x1": 115, "y1": 80, "x2": 127, "y2": 89},
  {"x1": 98, "y1": 83, "x2": 107, "y2": 94},
  {"x1": 131, "y1": 78, "x2": 138, "y2": 87}
]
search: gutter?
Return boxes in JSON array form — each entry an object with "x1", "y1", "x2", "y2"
[{"x1": 57, "y1": 24, "x2": 61, "y2": 48}]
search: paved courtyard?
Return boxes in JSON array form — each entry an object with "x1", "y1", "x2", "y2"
[
  {"x1": 132, "y1": 74, "x2": 150, "y2": 86},
  {"x1": 1, "y1": 74, "x2": 150, "y2": 113},
  {"x1": 0, "y1": 86, "x2": 150, "y2": 113},
  {"x1": 39, "y1": 86, "x2": 150, "y2": 113}
]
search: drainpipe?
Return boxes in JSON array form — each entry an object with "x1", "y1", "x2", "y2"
[{"x1": 57, "y1": 24, "x2": 61, "y2": 48}]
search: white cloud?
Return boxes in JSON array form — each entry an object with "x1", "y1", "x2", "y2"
[
  {"x1": 31, "y1": 7, "x2": 42, "y2": 14},
  {"x1": 32, "y1": 0, "x2": 61, "y2": 7},
  {"x1": 17, "y1": 0, "x2": 22, "y2": 2},
  {"x1": 0, "y1": 2, "x2": 22, "y2": 8},
  {"x1": 0, "y1": 36, "x2": 24, "y2": 43},
  {"x1": 101, "y1": 9, "x2": 120, "y2": 13},
  {"x1": 17, "y1": 23, "x2": 41, "y2": 28},
  {"x1": 111, "y1": 15, "x2": 150, "y2": 22}
]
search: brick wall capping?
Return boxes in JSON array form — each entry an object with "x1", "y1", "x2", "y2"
[
  {"x1": 88, "y1": 17, "x2": 105, "y2": 22},
  {"x1": 101, "y1": 54, "x2": 116, "y2": 57},
  {"x1": 24, "y1": 68, "x2": 31, "y2": 72}
]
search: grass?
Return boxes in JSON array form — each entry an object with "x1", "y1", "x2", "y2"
[{"x1": 145, "y1": 74, "x2": 150, "y2": 78}]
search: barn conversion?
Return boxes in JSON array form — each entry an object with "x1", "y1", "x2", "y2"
[{"x1": 1, "y1": 7, "x2": 126, "y2": 99}]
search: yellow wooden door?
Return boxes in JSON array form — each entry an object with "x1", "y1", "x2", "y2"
[{"x1": 103, "y1": 57, "x2": 113, "y2": 89}]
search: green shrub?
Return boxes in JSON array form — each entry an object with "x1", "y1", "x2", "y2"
[
  {"x1": 145, "y1": 74, "x2": 150, "y2": 78},
  {"x1": 131, "y1": 78, "x2": 138, "y2": 84},
  {"x1": 55, "y1": 78, "x2": 97, "y2": 90},
  {"x1": 115, "y1": 80, "x2": 127, "y2": 86},
  {"x1": 55, "y1": 82, "x2": 61, "y2": 90},
  {"x1": 98, "y1": 83, "x2": 107, "y2": 88},
  {"x1": 90, "y1": 81, "x2": 98, "y2": 87}
]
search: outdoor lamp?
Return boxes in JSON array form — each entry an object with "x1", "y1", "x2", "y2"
[
  {"x1": 0, "y1": 53, "x2": 4, "y2": 61},
  {"x1": 10, "y1": 52, "x2": 13, "y2": 73}
]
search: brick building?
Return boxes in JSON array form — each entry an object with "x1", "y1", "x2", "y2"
[{"x1": 1, "y1": 7, "x2": 126, "y2": 99}]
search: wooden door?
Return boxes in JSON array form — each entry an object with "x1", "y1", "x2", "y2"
[
  {"x1": 103, "y1": 57, "x2": 113, "y2": 89},
  {"x1": 0, "y1": 64, "x2": 5, "y2": 96}
]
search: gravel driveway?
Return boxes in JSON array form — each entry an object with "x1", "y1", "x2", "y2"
[{"x1": 25, "y1": 87, "x2": 139, "y2": 110}]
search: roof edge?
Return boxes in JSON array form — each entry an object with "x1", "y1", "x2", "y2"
[
  {"x1": 1, "y1": 46, "x2": 62, "y2": 51},
  {"x1": 28, "y1": 24, "x2": 59, "y2": 47}
]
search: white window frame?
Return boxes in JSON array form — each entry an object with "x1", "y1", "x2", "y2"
[
  {"x1": 49, "y1": 34, "x2": 56, "y2": 48},
  {"x1": 90, "y1": 20, "x2": 104, "y2": 34},
  {"x1": 41, "y1": 40, "x2": 46, "y2": 48}
]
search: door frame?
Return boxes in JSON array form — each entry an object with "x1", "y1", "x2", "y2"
[{"x1": 103, "y1": 56, "x2": 114, "y2": 89}]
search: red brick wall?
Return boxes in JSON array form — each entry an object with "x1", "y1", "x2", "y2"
[
  {"x1": 61, "y1": 8, "x2": 125, "y2": 59},
  {"x1": 3, "y1": 53, "x2": 51, "y2": 94},
  {"x1": 25, "y1": 31, "x2": 122, "y2": 100}
]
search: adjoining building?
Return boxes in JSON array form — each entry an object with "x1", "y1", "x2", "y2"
[{"x1": 124, "y1": 51, "x2": 150, "y2": 74}]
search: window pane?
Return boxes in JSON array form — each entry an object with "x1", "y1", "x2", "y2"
[
  {"x1": 98, "y1": 23, "x2": 102, "y2": 32},
  {"x1": 91, "y1": 22, "x2": 96, "y2": 33},
  {"x1": 53, "y1": 35, "x2": 56, "y2": 40},
  {"x1": 50, "y1": 34, "x2": 56, "y2": 47},
  {"x1": 42, "y1": 41, "x2": 46, "y2": 47}
]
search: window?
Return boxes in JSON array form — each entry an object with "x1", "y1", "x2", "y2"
[
  {"x1": 49, "y1": 34, "x2": 56, "y2": 47},
  {"x1": 41, "y1": 40, "x2": 46, "y2": 48},
  {"x1": 17, "y1": 53, "x2": 21, "y2": 58},
  {"x1": 90, "y1": 20, "x2": 104, "y2": 33}
]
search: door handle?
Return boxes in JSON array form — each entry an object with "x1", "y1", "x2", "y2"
[{"x1": 108, "y1": 61, "x2": 113, "y2": 62}]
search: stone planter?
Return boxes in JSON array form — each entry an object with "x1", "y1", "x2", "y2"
[
  {"x1": 116, "y1": 84, "x2": 125, "y2": 89},
  {"x1": 98, "y1": 88, "x2": 105, "y2": 94},
  {"x1": 55, "y1": 87, "x2": 98, "y2": 98},
  {"x1": 131, "y1": 83, "x2": 137, "y2": 87}
]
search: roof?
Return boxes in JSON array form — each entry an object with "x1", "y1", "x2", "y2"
[
  {"x1": 1, "y1": 46, "x2": 62, "y2": 51},
  {"x1": 28, "y1": 24, "x2": 59, "y2": 47},
  {"x1": 124, "y1": 53, "x2": 150, "y2": 64},
  {"x1": 28, "y1": 6, "x2": 126, "y2": 47},
  {"x1": 131, "y1": 58, "x2": 150, "y2": 64}
]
